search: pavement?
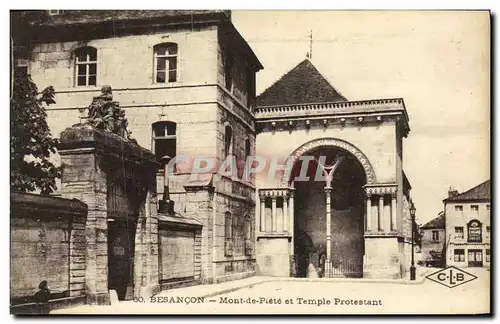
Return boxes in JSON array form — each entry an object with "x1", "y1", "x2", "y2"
[{"x1": 50, "y1": 267, "x2": 490, "y2": 315}]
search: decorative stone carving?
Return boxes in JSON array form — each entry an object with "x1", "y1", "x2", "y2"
[
  {"x1": 364, "y1": 184, "x2": 398, "y2": 195},
  {"x1": 280, "y1": 138, "x2": 376, "y2": 187},
  {"x1": 259, "y1": 188, "x2": 291, "y2": 198},
  {"x1": 86, "y1": 86, "x2": 136, "y2": 143}
]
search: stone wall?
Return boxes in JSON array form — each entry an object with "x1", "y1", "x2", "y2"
[{"x1": 10, "y1": 192, "x2": 88, "y2": 314}]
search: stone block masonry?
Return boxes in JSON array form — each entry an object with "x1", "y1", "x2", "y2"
[{"x1": 58, "y1": 124, "x2": 160, "y2": 305}]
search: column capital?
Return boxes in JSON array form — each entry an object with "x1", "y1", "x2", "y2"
[{"x1": 364, "y1": 183, "x2": 398, "y2": 196}]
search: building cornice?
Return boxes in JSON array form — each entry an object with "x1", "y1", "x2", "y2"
[{"x1": 255, "y1": 98, "x2": 410, "y2": 137}]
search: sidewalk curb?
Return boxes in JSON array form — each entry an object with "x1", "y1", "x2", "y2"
[{"x1": 196, "y1": 276, "x2": 427, "y2": 299}]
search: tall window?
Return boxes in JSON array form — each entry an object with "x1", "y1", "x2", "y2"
[
  {"x1": 152, "y1": 121, "x2": 177, "y2": 169},
  {"x1": 455, "y1": 226, "x2": 464, "y2": 239},
  {"x1": 467, "y1": 220, "x2": 482, "y2": 243},
  {"x1": 154, "y1": 43, "x2": 177, "y2": 83},
  {"x1": 244, "y1": 213, "x2": 253, "y2": 256},
  {"x1": 75, "y1": 47, "x2": 97, "y2": 86},
  {"x1": 431, "y1": 231, "x2": 439, "y2": 242},
  {"x1": 454, "y1": 249, "x2": 465, "y2": 262},
  {"x1": 224, "y1": 212, "x2": 233, "y2": 256},
  {"x1": 244, "y1": 137, "x2": 251, "y2": 159},
  {"x1": 224, "y1": 52, "x2": 234, "y2": 91},
  {"x1": 224, "y1": 125, "x2": 233, "y2": 158},
  {"x1": 486, "y1": 249, "x2": 490, "y2": 262}
]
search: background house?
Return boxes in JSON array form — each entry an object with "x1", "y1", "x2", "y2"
[
  {"x1": 444, "y1": 180, "x2": 491, "y2": 268},
  {"x1": 419, "y1": 212, "x2": 445, "y2": 267}
]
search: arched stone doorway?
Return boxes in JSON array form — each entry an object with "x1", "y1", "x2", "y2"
[{"x1": 285, "y1": 138, "x2": 375, "y2": 278}]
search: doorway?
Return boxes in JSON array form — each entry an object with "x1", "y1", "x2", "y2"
[
  {"x1": 107, "y1": 218, "x2": 136, "y2": 300},
  {"x1": 292, "y1": 146, "x2": 365, "y2": 278},
  {"x1": 468, "y1": 249, "x2": 483, "y2": 267}
]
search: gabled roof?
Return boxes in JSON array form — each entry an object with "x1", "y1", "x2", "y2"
[
  {"x1": 256, "y1": 59, "x2": 346, "y2": 107},
  {"x1": 420, "y1": 212, "x2": 445, "y2": 230},
  {"x1": 444, "y1": 180, "x2": 491, "y2": 202}
]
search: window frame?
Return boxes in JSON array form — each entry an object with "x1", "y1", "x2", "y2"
[
  {"x1": 153, "y1": 43, "x2": 178, "y2": 84},
  {"x1": 454, "y1": 249, "x2": 465, "y2": 262},
  {"x1": 224, "y1": 211, "x2": 233, "y2": 257},
  {"x1": 152, "y1": 121, "x2": 177, "y2": 170},
  {"x1": 486, "y1": 249, "x2": 490, "y2": 262},
  {"x1": 224, "y1": 52, "x2": 234, "y2": 91},
  {"x1": 455, "y1": 205, "x2": 463, "y2": 212},
  {"x1": 467, "y1": 220, "x2": 482, "y2": 243},
  {"x1": 471, "y1": 204, "x2": 479, "y2": 212},
  {"x1": 454, "y1": 226, "x2": 464, "y2": 239},
  {"x1": 431, "y1": 230, "x2": 439, "y2": 242},
  {"x1": 74, "y1": 46, "x2": 98, "y2": 87},
  {"x1": 224, "y1": 124, "x2": 233, "y2": 159}
]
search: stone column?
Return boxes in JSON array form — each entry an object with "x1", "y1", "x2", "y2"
[
  {"x1": 259, "y1": 197, "x2": 265, "y2": 232},
  {"x1": 391, "y1": 193, "x2": 397, "y2": 232},
  {"x1": 272, "y1": 197, "x2": 277, "y2": 232},
  {"x1": 289, "y1": 191, "x2": 295, "y2": 253},
  {"x1": 325, "y1": 187, "x2": 332, "y2": 277},
  {"x1": 283, "y1": 197, "x2": 288, "y2": 232},
  {"x1": 366, "y1": 194, "x2": 372, "y2": 232},
  {"x1": 378, "y1": 195, "x2": 384, "y2": 232}
]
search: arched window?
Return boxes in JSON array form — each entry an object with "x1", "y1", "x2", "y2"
[
  {"x1": 152, "y1": 121, "x2": 177, "y2": 169},
  {"x1": 154, "y1": 43, "x2": 178, "y2": 83},
  {"x1": 74, "y1": 46, "x2": 97, "y2": 86},
  {"x1": 467, "y1": 220, "x2": 482, "y2": 243},
  {"x1": 224, "y1": 124, "x2": 233, "y2": 158}
]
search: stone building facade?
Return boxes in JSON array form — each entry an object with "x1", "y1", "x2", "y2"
[
  {"x1": 254, "y1": 59, "x2": 415, "y2": 279},
  {"x1": 12, "y1": 10, "x2": 416, "y2": 300},
  {"x1": 444, "y1": 180, "x2": 491, "y2": 268},
  {"x1": 14, "y1": 10, "x2": 262, "y2": 290},
  {"x1": 419, "y1": 212, "x2": 445, "y2": 267}
]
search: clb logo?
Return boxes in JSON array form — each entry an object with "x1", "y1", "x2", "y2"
[{"x1": 426, "y1": 266, "x2": 477, "y2": 288}]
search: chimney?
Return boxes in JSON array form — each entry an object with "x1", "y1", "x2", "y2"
[
  {"x1": 159, "y1": 155, "x2": 175, "y2": 215},
  {"x1": 448, "y1": 186, "x2": 459, "y2": 198}
]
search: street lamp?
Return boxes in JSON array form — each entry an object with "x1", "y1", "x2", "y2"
[{"x1": 410, "y1": 201, "x2": 416, "y2": 280}]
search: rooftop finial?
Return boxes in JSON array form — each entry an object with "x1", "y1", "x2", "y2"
[{"x1": 307, "y1": 30, "x2": 313, "y2": 60}]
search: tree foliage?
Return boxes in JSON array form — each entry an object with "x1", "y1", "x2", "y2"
[{"x1": 10, "y1": 71, "x2": 60, "y2": 195}]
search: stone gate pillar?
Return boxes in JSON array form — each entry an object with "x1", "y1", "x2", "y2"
[
  {"x1": 363, "y1": 184, "x2": 402, "y2": 279},
  {"x1": 58, "y1": 124, "x2": 159, "y2": 305}
]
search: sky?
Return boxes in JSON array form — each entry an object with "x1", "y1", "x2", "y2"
[{"x1": 231, "y1": 11, "x2": 490, "y2": 224}]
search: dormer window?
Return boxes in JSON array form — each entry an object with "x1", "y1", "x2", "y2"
[
  {"x1": 154, "y1": 43, "x2": 178, "y2": 83},
  {"x1": 74, "y1": 47, "x2": 97, "y2": 86}
]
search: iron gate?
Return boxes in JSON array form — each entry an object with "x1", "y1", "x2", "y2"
[{"x1": 328, "y1": 257, "x2": 363, "y2": 278}]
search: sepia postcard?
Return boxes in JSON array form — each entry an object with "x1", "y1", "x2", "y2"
[{"x1": 9, "y1": 9, "x2": 491, "y2": 315}]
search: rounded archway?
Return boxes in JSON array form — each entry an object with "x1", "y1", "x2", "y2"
[{"x1": 288, "y1": 139, "x2": 373, "y2": 279}]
